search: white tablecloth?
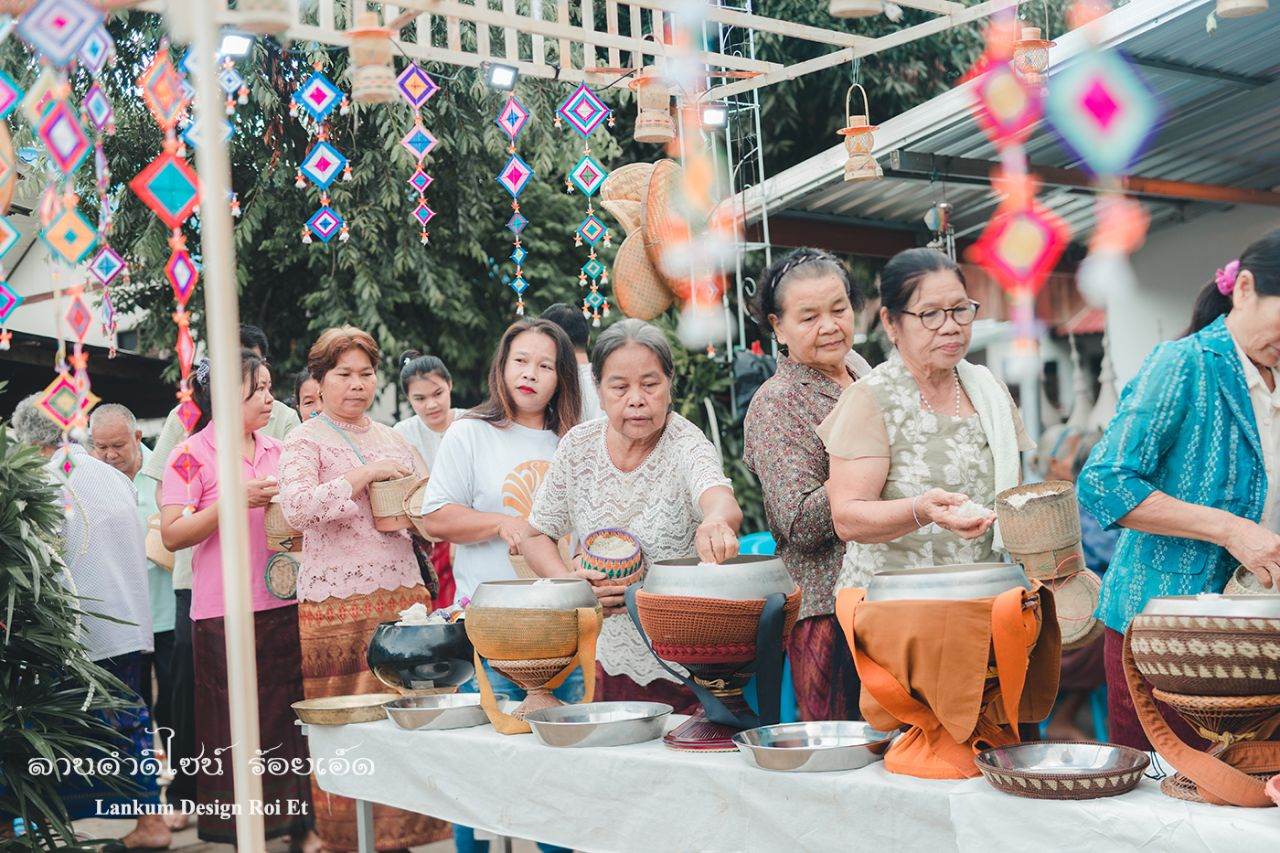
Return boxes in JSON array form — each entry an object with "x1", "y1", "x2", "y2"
[{"x1": 306, "y1": 717, "x2": 1277, "y2": 853}]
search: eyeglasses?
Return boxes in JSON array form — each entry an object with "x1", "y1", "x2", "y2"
[{"x1": 899, "y1": 300, "x2": 980, "y2": 331}]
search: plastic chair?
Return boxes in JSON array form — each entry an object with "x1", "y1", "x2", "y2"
[{"x1": 737, "y1": 531, "x2": 798, "y2": 723}]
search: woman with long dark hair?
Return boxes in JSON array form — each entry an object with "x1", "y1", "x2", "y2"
[{"x1": 1079, "y1": 229, "x2": 1280, "y2": 750}]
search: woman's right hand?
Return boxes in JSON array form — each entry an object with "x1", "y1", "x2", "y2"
[
  {"x1": 365, "y1": 458, "x2": 411, "y2": 483},
  {"x1": 918, "y1": 488, "x2": 996, "y2": 540},
  {"x1": 1224, "y1": 518, "x2": 1280, "y2": 589},
  {"x1": 572, "y1": 566, "x2": 628, "y2": 615},
  {"x1": 246, "y1": 477, "x2": 279, "y2": 508}
]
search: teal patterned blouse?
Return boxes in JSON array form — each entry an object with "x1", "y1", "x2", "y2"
[{"x1": 1078, "y1": 315, "x2": 1267, "y2": 632}]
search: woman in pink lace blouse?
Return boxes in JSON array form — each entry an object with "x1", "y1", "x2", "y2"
[{"x1": 278, "y1": 326, "x2": 444, "y2": 850}]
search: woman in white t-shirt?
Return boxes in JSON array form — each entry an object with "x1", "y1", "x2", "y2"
[
  {"x1": 419, "y1": 318, "x2": 582, "y2": 599},
  {"x1": 393, "y1": 350, "x2": 466, "y2": 469}
]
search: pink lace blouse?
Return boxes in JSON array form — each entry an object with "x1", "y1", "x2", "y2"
[{"x1": 279, "y1": 415, "x2": 424, "y2": 602}]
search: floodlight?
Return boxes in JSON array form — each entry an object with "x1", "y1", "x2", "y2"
[
  {"x1": 484, "y1": 63, "x2": 519, "y2": 92},
  {"x1": 220, "y1": 31, "x2": 255, "y2": 58},
  {"x1": 701, "y1": 102, "x2": 728, "y2": 129}
]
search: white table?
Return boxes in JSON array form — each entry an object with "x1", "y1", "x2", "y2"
[{"x1": 305, "y1": 717, "x2": 1277, "y2": 853}]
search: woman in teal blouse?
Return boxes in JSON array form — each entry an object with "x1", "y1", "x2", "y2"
[{"x1": 1078, "y1": 229, "x2": 1280, "y2": 749}]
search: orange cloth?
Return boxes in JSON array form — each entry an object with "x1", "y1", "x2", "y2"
[{"x1": 835, "y1": 583, "x2": 1060, "y2": 779}]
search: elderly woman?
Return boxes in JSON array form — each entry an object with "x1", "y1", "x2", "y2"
[
  {"x1": 1078, "y1": 229, "x2": 1280, "y2": 750},
  {"x1": 819, "y1": 248, "x2": 1034, "y2": 587},
  {"x1": 522, "y1": 319, "x2": 744, "y2": 707},
  {"x1": 743, "y1": 248, "x2": 871, "y2": 722},
  {"x1": 278, "y1": 326, "x2": 442, "y2": 851}
]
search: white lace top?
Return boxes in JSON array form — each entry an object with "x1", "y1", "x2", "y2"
[
  {"x1": 279, "y1": 415, "x2": 425, "y2": 602},
  {"x1": 529, "y1": 413, "x2": 732, "y2": 686}
]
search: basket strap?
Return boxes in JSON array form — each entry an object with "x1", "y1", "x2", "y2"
[
  {"x1": 1122, "y1": 630, "x2": 1275, "y2": 807},
  {"x1": 753, "y1": 593, "x2": 786, "y2": 727},
  {"x1": 835, "y1": 588, "x2": 976, "y2": 776},
  {"x1": 474, "y1": 650, "x2": 531, "y2": 735},
  {"x1": 624, "y1": 584, "x2": 761, "y2": 729},
  {"x1": 544, "y1": 607, "x2": 601, "y2": 701},
  {"x1": 990, "y1": 586, "x2": 1034, "y2": 743}
]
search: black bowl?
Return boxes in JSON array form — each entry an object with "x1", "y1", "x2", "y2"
[{"x1": 367, "y1": 620, "x2": 475, "y2": 690}]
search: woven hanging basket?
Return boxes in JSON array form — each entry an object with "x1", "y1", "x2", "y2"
[
  {"x1": 643, "y1": 159, "x2": 692, "y2": 301},
  {"x1": 369, "y1": 476, "x2": 422, "y2": 532},
  {"x1": 612, "y1": 232, "x2": 674, "y2": 320}
]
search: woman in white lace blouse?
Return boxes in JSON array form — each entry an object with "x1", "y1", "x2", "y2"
[{"x1": 524, "y1": 319, "x2": 743, "y2": 708}]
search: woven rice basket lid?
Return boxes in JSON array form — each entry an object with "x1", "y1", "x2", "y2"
[
  {"x1": 1224, "y1": 565, "x2": 1280, "y2": 596},
  {"x1": 996, "y1": 480, "x2": 1082, "y2": 552},
  {"x1": 1046, "y1": 570, "x2": 1100, "y2": 645},
  {"x1": 602, "y1": 162, "x2": 656, "y2": 203},
  {"x1": 600, "y1": 199, "x2": 645, "y2": 237},
  {"x1": 642, "y1": 555, "x2": 796, "y2": 601},
  {"x1": 613, "y1": 232, "x2": 674, "y2": 321},
  {"x1": 404, "y1": 477, "x2": 430, "y2": 517}
]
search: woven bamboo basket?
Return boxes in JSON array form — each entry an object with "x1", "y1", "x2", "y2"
[
  {"x1": 612, "y1": 232, "x2": 674, "y2": 320},
  {"x1": 601, "y1": 162, "x2": 655, "y2": 203},
  {"x1": 996, "y1": 480, "x2": 1083, "y2": 579},
  {"x1": 264, "y1": 499, "x2": 302, "y2": 553},
  {"x1": 370, "y1": 476, "x2": 422, "y2": 532},
  {"x1": 145, "y1": 514, "x2": 175, "y2": 571},
  {"x1": 1045, "y1": 569, "x2": 1101, "y2": 649},
  {"x1": 1225, "y1": 565, "x2": 1279, "y2": 595},
  {"x1": 601, "y1": 199, "x2": 645, "y2": 236},
  {"x1": 643, "y1": 160, "x2": 691, "y2": 281},
  {"x1": 1130, "y1": 613, "x2": 1280, "y2": 695},
  {"x1": 465, "y1": 608, "x2": 583, "y2": 660},
  {"x1": 635, "y1": 588, "x2": 802, "y2": 666},
  {"x1": 402, "y1": 477, "x2": 439, "y2": 541}
]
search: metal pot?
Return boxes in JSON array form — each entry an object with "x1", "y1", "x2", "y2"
[
  {"x1": 1139, "y1": 593, "x2": 1280, "y2": 619},
  {"x1": 643, "y1": 555, "x2": 796, "y2": 600},
  {"x1": 467, "y1": 578, "x2": 597, "y2": 610},
  {"x1": 865, "y1": 563, "x2": 1031, "y2": 602},
  {"x1": 366, "y1": 620, "x2": 474, "y2": 691}
]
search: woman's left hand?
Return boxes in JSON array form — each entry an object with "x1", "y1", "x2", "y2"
[
  {"x1": 572, "y1": 566, "x2": 628, "y2": 615},
  {"x1": 695, "y1": 520, "x2": 740, "y2": 564}
]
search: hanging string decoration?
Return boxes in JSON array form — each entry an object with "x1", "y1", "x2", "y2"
[
  {"x1": 292, "y1": 64, "x2": 350, "y2": 244},
  {"x1": 178, "y1": 48, "x2": 238, "y2": 215},
  {"x1": 397, "y1": 62, "x2": 439, "y2": 246},
  {"x1": 496, "y1": 94, "x2": 533, "y2": 315},
  {"x1": 0, "y1": 75, "x2": 21, "y2": 350},
  {"x1": 556, "y1": 83, "x2": 613, "y2": 325},
  {"x1": 130, "y1": 42, "x2": 203, "y2": 436},
  {"x1": 79, "y1": 22, "x2": 122, "y2": 354}
]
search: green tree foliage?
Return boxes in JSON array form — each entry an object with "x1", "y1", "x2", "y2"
[{"x1": 0, "y1": 402, "x2": 139, "y2": 850}]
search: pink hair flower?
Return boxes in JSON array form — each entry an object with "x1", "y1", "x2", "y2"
[{"x1": 1216, "y1": 259, "x2": 1241, "y2": 295}]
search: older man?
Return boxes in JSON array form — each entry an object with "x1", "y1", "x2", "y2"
[
  {"x1": 91, "y1": 404, "x2": 176, "y2": 738},
  {"x1": 11, "y1": 395, "x2": 169, "y2": 850}
]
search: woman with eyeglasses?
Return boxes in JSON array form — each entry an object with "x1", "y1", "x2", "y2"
[{"x1": 818, "y1": 248, "x2": 1034, "y2": 588}]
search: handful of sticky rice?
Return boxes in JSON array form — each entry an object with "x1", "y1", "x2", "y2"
[{"x1": 952, "y1": 500, "x2": 994, "y2": 520}]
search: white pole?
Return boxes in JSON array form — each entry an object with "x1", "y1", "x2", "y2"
[{"x1": 189, "y1": 3, "x2": 267, "y2": 847}]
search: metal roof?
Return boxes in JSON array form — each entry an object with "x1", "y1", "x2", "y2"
[{"x1": 744, "y1": 0, "x2": 1280, "y2": 247}]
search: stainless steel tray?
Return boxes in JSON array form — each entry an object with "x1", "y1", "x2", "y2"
[
  {"x1": 732, "y1": 721, "x2": 896, "y2": 772},
  {"x1": 383, "y1": 693, "x2": 509, "y2": 731},
  {"x1": 524, "y1": 701, "x2": 672, "y2": 748}
]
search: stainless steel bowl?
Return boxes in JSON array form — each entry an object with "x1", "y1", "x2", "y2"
[
  {"x1": 383, "y1": 693, "x2": 509, "y2": 731},
  {"x1": 1140, "y1": 593, "x2": 1280, "y2": 619},
  {"x1": 643, "y1": 556, "x2": 796, "y2": 600},
  {"x1": 732, "y1": 722, "x2": 896, "y2": 772},
  {"x1": 977, "y1": 741, "x2": 1147, "y2": 774},
  {"x1": 865, "y1": 563, "x2": 1031, "y2": 602},
  {"x1": 468, "y1": 578, "x2": 598, "y2": 610},
  {"x1": 523, "y1": 701, "x2": 672, "y2": 748}
]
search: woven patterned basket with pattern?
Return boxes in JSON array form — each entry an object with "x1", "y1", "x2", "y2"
[
  {"x1": 264, "y1": 501, "x2": 302, "y2": 553},
  {"x1": 635, "y1": 588, "x2": 802, "y2": 665},
  {"x1": 975, "y1": 741, "x2": 1149, "y2": 800},
  {"x1": 1129, "y1": 613, "x2": 1280, "y2": 695},
  {"x1": 996, "y1": 480, "x2": 1082, "y2": 555}
]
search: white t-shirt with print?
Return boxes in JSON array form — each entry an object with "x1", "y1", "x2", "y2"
[{"x1": 419, "y1": 416, "x2": 560, "y2": 599}]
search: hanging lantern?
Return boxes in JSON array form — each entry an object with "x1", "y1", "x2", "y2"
[
  {"x1": 629, "y1": 66, "x2": 674, "y2": 145},
  {"x1": 347, "y1": 11, "x2": 396, "y2": 104},
  {"x1": 829, "y1": 0, "x2": 884, "y2": 18},
  {"x1": 1013, "y1": 24, "x2": 1055, "y2": 88},
  {"x1": 837, "y1": 84, "x2": 881, "y2": 184},
  {"x1": 238, "y1": 0, "x2": 296, "y2": 37},
  {"x1": 1216, "y1": 0, "x2": 1268, "y2": 15}
]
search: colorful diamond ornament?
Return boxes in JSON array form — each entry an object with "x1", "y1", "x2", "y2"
[
  {"x1": 16, "y1": 0, "x2": 102, "y2": 67},
  {"x1": 139, "y1": 47, "x2": 190, "y2": 128},
  {"x1": 40, "y1": 206, "x2": 97, "y2": 264},
  {"x1": 0, "y1": 281, "x2": 23, "y2": 322},
  {"x1": 497, "y1": 154, "x2": 534, "y2": 198},
  {"x1": 130, "y1": 151, "x2": 200, "y2": 230},
  {"x1": 89, "y1": 245, "x2": 125, "y2": 285},
  {"x1": 37, "y1": 100, "x2": 90, "y2": 174},
  {"x1": 972, "y1": 60, "x2": 1042, "y2": 150},
  {"x1": 397, "y1": 64, "x2": 439, "y2": 109},
  {"x1": 0, "y1": 215, "x2": 20, "y2": 259},
  {"x1": 300, "y1": 141, "x2": 348, "y2": 189},
  {"x1": 557, "y1": 84, "x2": 611, "y2": 137},
  {"x1": 496, "y1": 97, "x2": 530, "y2": 142},
  {"x1": 400, "y1": 125, "x2": 438, "y2": 161},
  {"x1": 293, "y1": 71, "x2": 343, "y2": 122},
  {"x1": 568, "y1": 155, "x2": 607, "y2": 196},
  {"x1": 1046, "y1": 49, "x2": 1160, "y2": 177},
  {"x1": 0, "y1": 70, "x2": 22, "y2": 120},
  {"x1": 307, "y1": 206, "x2": 345, "y2": 243},
  {"x1": 968, "y1": 198, "x2": 1071, "y2": 294}
]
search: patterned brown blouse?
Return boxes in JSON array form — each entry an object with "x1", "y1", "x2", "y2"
[{"x1": 743, "y1": 353, "x2": 871, "y2": 621}]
